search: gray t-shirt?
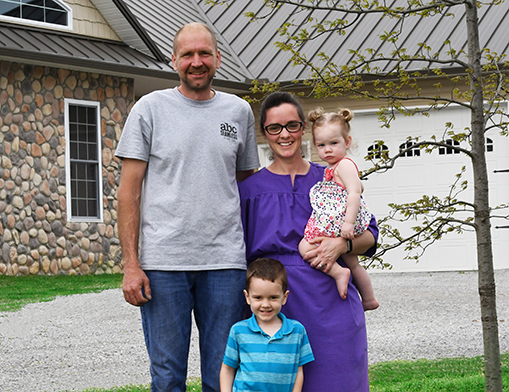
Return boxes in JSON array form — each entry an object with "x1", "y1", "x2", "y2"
[{"x1": 115, "y1": 87, "x2": 260, "y2": 271}]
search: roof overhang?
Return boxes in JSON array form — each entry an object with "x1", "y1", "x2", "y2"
[{"x1": 0, "y1": 23, "x2": 252, "y2": 97}]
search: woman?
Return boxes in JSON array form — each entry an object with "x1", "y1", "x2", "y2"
[{"x1": 239, "y1": 92, "x2": 378, "y2": 391}]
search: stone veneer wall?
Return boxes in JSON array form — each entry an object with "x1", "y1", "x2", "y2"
[{"x1": 0, "y1": 61, "x2": 134, "y2": 275}]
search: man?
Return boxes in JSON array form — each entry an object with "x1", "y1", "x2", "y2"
[{"x1": 115, "y1": 22, "x2": 259, "y2": 392}]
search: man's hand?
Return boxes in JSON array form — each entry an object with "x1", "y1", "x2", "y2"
[{"x1": 122, "y1": 266, "x2": 152, "y2": 306}]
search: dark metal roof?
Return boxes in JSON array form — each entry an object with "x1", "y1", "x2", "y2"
[
  {"x1": 2, "y1": 0, "x2": 509, "y2": 95},
  {"x1": 199, "y1": 0, "x2": 509, "y2": 83},
  {"x1": 120, "y1": 0, "x2": 251, "y2": 83},
  {"x1": 0, "y1": 22, "x2": 175, "y2": 78}
]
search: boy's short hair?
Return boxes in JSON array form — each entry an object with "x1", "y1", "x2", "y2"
[{"x1": 246, "y1": 258, "x2": 288, "y2": 292}]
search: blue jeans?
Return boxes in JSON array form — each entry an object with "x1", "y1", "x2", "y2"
[{"x1": 141, "y1": 269, "x2": 246, "y2": 392}]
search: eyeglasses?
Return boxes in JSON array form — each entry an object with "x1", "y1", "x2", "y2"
[{"x1": 263, "y1": 121, "x2": 304, "y2": 135}]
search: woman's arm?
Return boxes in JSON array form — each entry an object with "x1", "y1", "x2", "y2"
[{"x1": 220, "y1": 363, "x2": 236, "y2": 392}]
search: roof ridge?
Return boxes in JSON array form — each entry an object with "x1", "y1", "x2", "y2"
[{"x1": 112, "y1": 0, "x2": 168, "y2": 63}]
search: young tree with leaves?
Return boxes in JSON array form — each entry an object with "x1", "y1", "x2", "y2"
[{"x1": 211, "y1": 0, "x2": 508, "y2": 390}]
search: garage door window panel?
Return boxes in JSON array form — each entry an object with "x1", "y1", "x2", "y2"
[{"x1": 399, "y1": 141, "x2": 421, "y2": 157}]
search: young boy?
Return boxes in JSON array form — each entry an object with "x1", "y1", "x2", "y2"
[{"x1": 220, "y1": 258, "x2": 314, "y2": 392}]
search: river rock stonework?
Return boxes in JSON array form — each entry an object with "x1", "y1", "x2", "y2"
[{"x1": 0, "y1": 61, "x2": 134, "y2": 275}]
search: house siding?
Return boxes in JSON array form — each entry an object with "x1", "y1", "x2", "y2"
[
  {"x1": 0, "y1": 60, "x2": 134, "y2": 276},
  {"x1": 67, "y1": 0, "x2": 121, "y2": 41}
]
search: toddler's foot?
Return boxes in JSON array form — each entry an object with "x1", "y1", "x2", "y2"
[
  {"x1": 362, "y1": 298, "x2": 379, "y2": 311},
  {"x1": 331, "y1": 267, "x2": 350, "y2": 300}
]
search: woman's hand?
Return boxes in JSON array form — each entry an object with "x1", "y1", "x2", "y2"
[
  {"x1": 302, "y1": 236, "x2": 347, "y2": 273},
  {"x1": 302, "y1": 230, "x2": 376, "y2": 273}
]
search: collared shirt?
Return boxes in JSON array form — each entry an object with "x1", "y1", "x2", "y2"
[{"x1": 223, "y1": 313, "x2": 314, "y2": 392}]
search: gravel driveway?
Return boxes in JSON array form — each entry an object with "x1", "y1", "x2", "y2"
[{"x1": 0, "y1": 269, "x2": 508, "y2": 392}]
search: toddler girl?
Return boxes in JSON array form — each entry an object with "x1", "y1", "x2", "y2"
[{"x1": 298, "y1": 107, "x2": 379, "y2": 311}]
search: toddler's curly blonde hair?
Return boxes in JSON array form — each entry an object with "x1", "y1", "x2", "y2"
[{"x1": 307, "y1": 107, "x2": 354, "y2": 144}]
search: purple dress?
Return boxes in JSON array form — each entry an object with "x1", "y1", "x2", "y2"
[{"x1": 239, "y1": 162, "x2": 378, "y2": 392}]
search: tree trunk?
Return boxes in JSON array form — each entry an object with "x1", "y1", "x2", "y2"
[{"x1": 465, "y1": 1, "x2": 503, "y2": 391}]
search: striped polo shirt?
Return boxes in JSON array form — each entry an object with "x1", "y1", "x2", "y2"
[{"x1": 223, "y1": 313, "x2": 314, "y2": 392}]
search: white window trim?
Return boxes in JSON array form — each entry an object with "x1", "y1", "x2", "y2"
[
  {"x1": 0, "y1": 0, "x2": 73, "y2": 31},
  {"x1": 64, "y1": 98, "x2": 103, "y2": 222}
]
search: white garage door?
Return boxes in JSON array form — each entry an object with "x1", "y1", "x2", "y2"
[{"x1": 352, "y1": 104, "x2": 509, "y2": 272}]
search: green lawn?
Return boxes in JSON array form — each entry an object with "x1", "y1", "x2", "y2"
[
  {"x1": 79, "y1": 355, "x2": 509, "y2": 392},
  {"x1": 369, "y1": 354, "x2": 509, "y2": 391},
  {"x1": 0, "y1": 274, "x2": 507, "y2": 391},
  {"x1": 81, "y1": 378, "x2": 201, "y2": 392},
  {"x1": 0, "y1": 273, "x2": 123, "y2": 312}
]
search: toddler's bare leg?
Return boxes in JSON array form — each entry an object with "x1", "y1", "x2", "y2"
[
  {"x1": 343, "y1": 253, "x2": 379, "y2": 310},
  {"x1": 327, "y1": 262, "x2": 350, "y2": 300},
  {"x1": 298, "y1": 238, "x2": 316, "y2": 258},
  {"x1": 299, "y1": 238, "x2": 350, "y2": 300}
]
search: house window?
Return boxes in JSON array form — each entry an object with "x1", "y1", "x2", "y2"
[
  {"x1": 486, "y1": 137, "x2": 493, "y2": 153},
  {"x1": 367, "y1": 143, "x2": 389, "y2": 160},
  {"x1": 399, "y1": 141, "x2": 420, "y2": 157},
  {"x1": 438, "y1": 139, "x2": 460, "y2": 155},
  {"x1": 65, "y1": 99, "x2": 103, "y2": 222},
  {"x1": 0, "y1": 0, "x2": 71, "y2": 28}
]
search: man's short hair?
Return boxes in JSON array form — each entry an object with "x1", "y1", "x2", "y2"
[
  {"x1": 246, "y1": 258, "x2": 288, "y2": 292},
  {"x1": 173, "y1": 22, "x2": 218, "y2": 54}
]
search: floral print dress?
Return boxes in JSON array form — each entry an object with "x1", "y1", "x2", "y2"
[{"x1": 304, "y1": 158, "x2": 371, "y2": 242}]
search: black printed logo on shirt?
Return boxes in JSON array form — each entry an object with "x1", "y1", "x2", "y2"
[{"x1": 220, "y1": 123, "x2": 238, "y2": 141}]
